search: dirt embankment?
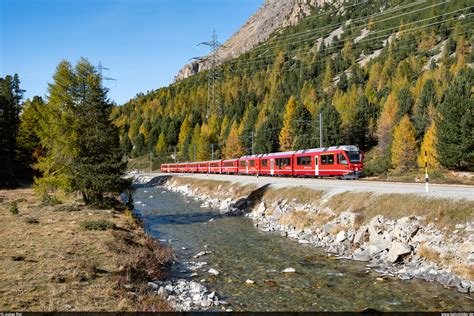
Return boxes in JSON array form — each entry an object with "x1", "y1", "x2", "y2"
[
  {"x1": 0, "y1": 188, "x2": 174, "y2": 311},
  {"x1": 163, "y1": 176, "x2": 474, "y2": 294}
]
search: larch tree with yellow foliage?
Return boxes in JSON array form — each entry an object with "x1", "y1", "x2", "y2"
[
  {"x1": 155, "y1": 132, "x2": 168, "y2": 158},
  {"x1": 391, "y1": 115, "x2": 418, "y2": 173},
  {"x1": 279, "y1": 96, "x2": 298, "y2": 151},
  {"x1": 177, "y1": 116, "x2": 191, "y2": 160},
  {"x1": 376, "y1": 92, "x2": 399, "y2": 155},
  {"x1": 417, "y1": 121, "x2": 440, "y2": 169},
  {"x1": 223, "y1": 121, "x2": 245, "y2": 159}
]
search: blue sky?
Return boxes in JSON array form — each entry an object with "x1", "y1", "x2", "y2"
[{"x1": 0, "y1": 0, "x2": 263, "y2": 104}]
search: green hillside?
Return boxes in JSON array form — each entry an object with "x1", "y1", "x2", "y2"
[{"x1": 112, "y1": 0, "x2": 473, "y2": 175}]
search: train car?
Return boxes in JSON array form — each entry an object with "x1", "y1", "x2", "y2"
[
  {"x1": 260, "y1": 151, "x2": 294, "y2": 176},
  {"x1": 187, "y1": 162, "x2": 199, "y2": 173},
  {"x1": 167, "y1": 163, "x2": 176, "y2": 173},
  {"x1": 178, "y1": 163, "x2": 187, "y2": 173},
  {"x1": 222, "y1": 158, "x2": 239, "y2": 174},
  {"x1": 198, "y1": 161, "x2": 209, "y2": 173},
  {"x1": 160, "y1": 164, "x2": 168, "y2": 173},
  {"x1": 208, "y1": 160, "x2": 223, "y2": 174},
  {"x1": 293, "y1": 145, "x2": 363, "y2": 179},
  {"x1": 238, "y1": 154, "x2": 262, "y2": 175}
]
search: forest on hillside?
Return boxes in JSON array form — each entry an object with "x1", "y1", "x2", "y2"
[{"x1": 112, "y1": 0, "x2": 473, "y2": 175}]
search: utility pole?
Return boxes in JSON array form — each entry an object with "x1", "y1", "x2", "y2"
[
  {"x1": 149, "y1": 151, "x2": 153, "y2": 173},
  {"x1": 319, "y1": 112, "x2": 323, "y2": 148},
  {"x1": 194, "y1": 144, "x2": 197, "y2": 162},
  {"x1": 425, "y1": 150, "x2": 429, "y2": 193},
  {"x1": 211, "y1": 143, "x2": 214, "y2": 160},
  {"x1": 251, "y1": 128, "x2": 255, "y2": 155}
]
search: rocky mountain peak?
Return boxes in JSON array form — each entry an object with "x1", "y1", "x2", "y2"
[{"x1": 175, "y1": 0, "x2": 336, "y2": 82}]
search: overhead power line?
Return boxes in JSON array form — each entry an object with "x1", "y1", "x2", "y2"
[
  {"x1": 247, "y1": 0, "x2": 433, "y2": 56},
  {"x1": 231, "y1": 3, "x2": 470, "y2": 67}
]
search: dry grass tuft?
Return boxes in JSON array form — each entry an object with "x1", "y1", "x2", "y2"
[
  {"x1": 452, "y1": 263, "x2": 474, "y2": 280},
  {"x1": 418, "y1": 245, "x2": 441, "y2": 261},
  {"x1": 279, "y1": 210, "x2": 334, "y2": 230},
  {"x1": 171, "y1": 177, "x2": 257, "y2": 201},
  {"x1": 262, "y1": 186, "x2": 325, "y2": 205}
]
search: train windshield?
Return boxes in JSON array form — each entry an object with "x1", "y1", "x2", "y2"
[{"x1": 346, "y1": 151, "x2": 361, "y2": 163}]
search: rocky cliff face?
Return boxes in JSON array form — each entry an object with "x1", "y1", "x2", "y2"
[{"x1": 175, "y1": 0, "x2": 336, "y2": 82}]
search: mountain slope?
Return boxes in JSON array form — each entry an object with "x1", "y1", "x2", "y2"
[
  {"x1": 113, "y1": 0, "x2": 473, "y2": 175},
  {"x1": 175, "y1": 0, "x2": 335, "y2": 81}
]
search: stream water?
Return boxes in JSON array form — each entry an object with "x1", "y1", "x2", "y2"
[{"x1": 132, "y1": 186, "x2": 473, "y2": 311}]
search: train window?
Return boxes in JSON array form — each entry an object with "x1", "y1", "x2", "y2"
[
  {"x1": 338, "y1": 154, "x2": 348, "y2": 165},
  {"x1": 346, "y1": 151, "x2": 361, "y2": 163},
  {"x1": 276, "y1": 157, "x2": 291, "y2": 167},
  {"x1": 297, "y1": 156, "x2": 311, "y2": 165},
  {"x1": 321, "y1": 154, "x2": 334, "y2": 165},
  {"x1": 250, "y1": 160, "x2": 255, "y2": 167},
  {"x1": 261, "y1": 159, "x2": 268, "y2": 167},
  {"x1": 240, "y1": 160, "x2": 246, "y2": 167}
]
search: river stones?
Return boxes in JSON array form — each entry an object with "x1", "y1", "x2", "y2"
[
  {"x1": 208, "y1": 268, "x2": 219, "y2": 275},
  {"x1": 282, "y1": 267, "x2": 296, "y2": 273},
  {"x1": 245, "y1": 279, "x2": 255, "y2": 284},
  {"x1": 194, "y1": 251, "x2": 212, "y2": 258},
  {"x1": 264, "y1": 279, "x2": 277, "y2": 287}
]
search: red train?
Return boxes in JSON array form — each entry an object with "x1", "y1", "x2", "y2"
[{"x1": 161, "y1": 145, "x2": 364, "y2": 179}]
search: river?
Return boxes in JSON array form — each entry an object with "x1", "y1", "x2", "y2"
[{"x1": 132, "y1": 185, "x2": 473, "y2": 311}]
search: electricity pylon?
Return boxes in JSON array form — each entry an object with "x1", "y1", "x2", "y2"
[
  {"x1": 97, "y1": 61, "x2": 116, "y2": 87},
  {"x1": 193, "y1": 29, "x2": 223, "y2": 120}
]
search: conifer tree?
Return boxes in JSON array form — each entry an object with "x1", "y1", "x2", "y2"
[
  {"x1": 177, "y1": 115, "x2": 191, "y2": 160},
  {"x1": 0, "y1": 74, "x2": 24, "y2": 187},
  {"x1": 197, "y1": 123, "x2": 212, "y2": 161},
  {"x1": 188, "y1": 123, "x2": 200, "y2": 161},
  {"x1": 376, "y1": 92, "x2": 399, "y2": 155},
  {"x1": 68, "y1": 59, "x2": 129, "y2": 205},
  {"x1": 279, "y1": 96, "x2": 297, "y2": 151},
  {"x1": 17, "y1": 96, "x2": 44, "y2": 161},
  {"x1": 350, "y1": 95, "x2": 371, "y2": 150},
  {"x1": 414, "y1": 79, "x2": 437, "y2": 139},
  {"x1": 35, "y1": 59, "x2": 129, "y2": 205},
  {"x1": 132, "y1": 134, "x2": 146, "y2": 157},
  {"x1": 418, "y1": 121, "x2": 440, "y2": 169},
  {"x1": 254, "y1": 111, "x2": 280, "y2": 154},
  {"x1": 391, "y1": 115, "x2": 418, "y2": 173},
  {"x1": 155, "y1": 132, "x2": 168, "y2": 158},
  {"x1": 292, "y1": 101, "x2": 313, "y2": 150},
  {"x1": 223, "y1": 121, "x2": 244, "y2": 158},
  {"x1": 313, "y1": 101, "x2": 343, "y2": 147},
  {"x1": 396, "y1": 87, "x2": 414, "y2": 123},
  {"x1": 437, "y1": 69, "x2": 473, "y2": 170},
  {"x1": 147, "y1": 126, "x2": 160, "y2": 153},
  {"x1": 35, "y1": 61, "x2": 77, "y2": 193}
]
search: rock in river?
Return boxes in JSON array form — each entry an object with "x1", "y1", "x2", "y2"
[
  {"x1": 282, "y1": 267, "x2": 296, "y2": 273},
  {"x1": 208, "y1": 268, "x2": 220, "y2": 275}
]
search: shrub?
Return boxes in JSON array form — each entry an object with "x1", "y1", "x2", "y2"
[
  {"x1": 80, "y1": 220, "x2": 116, "y2": 231},
  {"x1": 364, "y1": 155, "x2": 391, "y2": 176},
  {"x1": 108, "y1": 234, "x2": 174, "y2": 282},
  {"x1": 55, "y1": 205, "x2": 81, "y2": 212},
  {"x1": 41, "y1": 194, "x2": 62, "y2": 206},
  {"x1": 10, "y1": 202, "x2": 19, "y2": 215},
  {"x1": 24, "y1": 217, "x2": 39, "y2": 224}
]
